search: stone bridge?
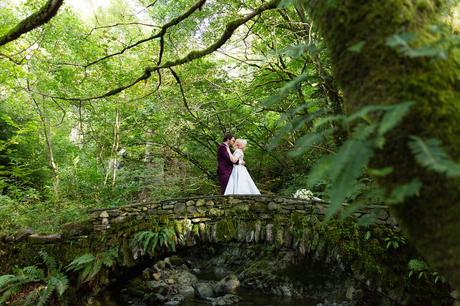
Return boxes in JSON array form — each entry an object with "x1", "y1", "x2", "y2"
[
  {"x1": 1, "y1": 195, "x2": 451, "y2": 305},
  {"x1": 1, "y1": 194, "x2": 395, "y2": 273}
]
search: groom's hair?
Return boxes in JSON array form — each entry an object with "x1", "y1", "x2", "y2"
[{"x1": 223, "y1": 133, "x2": 234, "y2": 142}]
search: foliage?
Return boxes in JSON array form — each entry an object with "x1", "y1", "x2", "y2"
[
  {"x1": 384, "y1": 232, "x2": 407, "y2": 250},
  {"x1": 276, "y1": 101, "x2": 415, "y2": 218},
  {"x1": 129, "y1": 227, "x2": 177, "y2": 257},
  {"x1": 0, "y1": 266, "x2": 43, "y2": 304},
  {"x1": 0, "y1": 251, "x2": 68, "y2": 305},
  {"x1": 66, "y1": 247, "x2": 119, "y2": 284},
  {"x1": 409, "y1": 136, "x2": 460, "y2": 177},
  {"x1": 408, "y1": 259, "x2": 447, "y2": 284}
]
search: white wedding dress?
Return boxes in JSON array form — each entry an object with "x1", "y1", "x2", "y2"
[{"x1": 224, "y1": 149, "x2": 261, "y2": 195}]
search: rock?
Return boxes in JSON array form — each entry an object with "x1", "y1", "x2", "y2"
[
  {"x1": 177, "y1": 285, "x2": 195, "y2": 297},
  {"x1": 142, "y1": 268, "x2": 151, "y2": 280},
  {"x1": 279, "y1": 284, "x2": 292, "y2": 296},
  {"x1": 99, "y1": 211, "x2": 109, "y2": 218},
  {"x1": 28, "y1": 233, "x2": 62, "y2": 243},
  {"x1": 214, "y1": 274, "x2": 240, "y2": 296},
  {"x1": 346, "y1": 286, "x2": 355, "y2": 300},
  {"x1": 152, "y1": 264, "x2": 161, "y2": 272},
  {"x1": 164, "y1": 257, "x2": 172, "y2": 268},
  {"x1": 170, "y1": 255, "x2": 184, "y2": 266},
  {"x1": 156, "y1": 260, "x2": 166, "y2": 269},
  {"x1": 165, "y1": 295, "x2": 184, "y2": 306},
  {"x1": 146, "y1": 280, "x2": 167, "y2": 293},
  {"x1": 175, "y1": 270, "x2": 198, "y2": 286},
  {"x1": 147, "y1": 293, "x2": 166, "y2": 303},
  {"x1": 192, "y1": 267, "x2": 201, "y2": 274},
  {"x1": 194, "y1": 282, "x2": 215, "y2": 299},
  {"x1": 210, "y1": 294, "x2": 241, "y2": 305},
  {"x1": 214, "y1": 266, "x2": 228, "y2": 279},
  {"x1": 196, "y1": 199, "x2": 206, "y2": 206},
  {"x1": 61, "y1": 222, "x2": 92, "y2": 237},
  {"x1": 174, "y1": 202, "x2": 186, "y2": 213},
  {"x1": 152, "y1": 272, "x2": 161, "y2": 281},
  {"x1": 167, "y1": 278, "x2": 175, "y2": 285}
]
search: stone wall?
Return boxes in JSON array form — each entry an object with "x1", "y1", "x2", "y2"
[
  {"x1": 0, "y1": 195, "x2": 396, "y2": 273},
  {"x1": 90, "y1": 194, "x2": 396, "y2": 233}
]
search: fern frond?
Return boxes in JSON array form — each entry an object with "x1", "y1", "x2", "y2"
[
  {"x1": 37, "y1": 284, "x2": 53, "y2": 306},
  {"x1": 21, "y1": 266, "x2": 44, "y2": 281},
  {"x1": 100, "y1": 247, "x2": 118, "y2": 268},
  {"x1": 39, "y1": 251, "x2": 58, "y2": 273},
  {"x1": 146, "y1": 233, "x2": 158, "y2": 256},
  {"x1": 377, "y1": 101, "x2": 414, "y2": 136},
  {"x1": 409, "y1": 136, "x2": 460, "y2": 177},
  {"x1": 0, "y1": 275, "x2": 16, "y2": 290},
  {"x1": 48, "y1": 273, "x2": 68, "y2": 296},
  {"x1": 66, "y1": 254, "x2": 96, "y2": 272},
  {"x1": 388, "y1": 179, "x2": 422, "y2": 204}
]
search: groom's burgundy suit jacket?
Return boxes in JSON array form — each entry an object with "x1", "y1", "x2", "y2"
[{"x1": 217, "y1": 143, "x2": 234, "y2": 194}]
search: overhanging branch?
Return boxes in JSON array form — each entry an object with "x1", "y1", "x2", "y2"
[
  {"x1": 85, "y1": 0, "x2": 207, "y2": 68},
  {"x1": 41, "y1": 0, "x2": 280, "y2": 102},
  {"x1": 0, "y1": 0, "x2": 63, "y2": 47}
]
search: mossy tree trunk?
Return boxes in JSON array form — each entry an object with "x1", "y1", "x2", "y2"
[{"x1": 302, "y1": 0, "x2": 460, "y2": 289}]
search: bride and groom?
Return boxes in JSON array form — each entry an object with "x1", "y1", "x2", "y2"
[{"x1": 217, "y1": 134, "x2": 260, "y2": 195}]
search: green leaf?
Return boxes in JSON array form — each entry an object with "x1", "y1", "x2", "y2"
[
  {"x1": 315, "y1": 138, "x2": 374, "y2": 219},
  {"x1": 66, "y1": 254, "x2": 96, "y2": 272},
  {"x1": 406, "y1": 46, "x2": 447, "y2": 59},
  {"x1": 378, "y1": 101, "x2": 415, "y2": 136},
  {"x1": 368, "y1": 167, "x2": 393, "y2": 177},
  {"x1": 387, "y1": 179, "x2": 422, "y2": 204},
  {"x1": 262, "y1": 73, "x2": 308, "y2": 107},
  {"x1": 345, "y1": 105, "x2": 387, "y2": 122},
  {"x1": 364, "y1": 231, "x2": 371, "y2": 240},
  {"x1": 408, "y1": 259, "x2": 428, "y2": 272},
  {"x1": 348, "y1": 41, "x2": 365, "y2": 53},
  {"x1": 288, "y1": 132, "x2": 325, "y2": 157},
  {"x1": 385, "y1": 32, "x2": 416, "y2": 49},
  {"x1": 409, "y1": 136, "x2": 460, "y2": 176}
]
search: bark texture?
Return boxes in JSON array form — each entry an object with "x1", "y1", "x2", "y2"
[
  {"x1": 303, "y1": 0, "x2": 460, "y2": 289},
  {"x1": 0, "y1": 0, "x2": 64, "y2": 47}
]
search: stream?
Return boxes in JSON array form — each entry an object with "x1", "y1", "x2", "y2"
[{"x1": 92, "y1": 244, "x2": 351, "y2": 306}]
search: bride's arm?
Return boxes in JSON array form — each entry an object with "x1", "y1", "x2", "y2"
[{"x1": 226, "y1": 147, "x2": 240, "y2": 163}]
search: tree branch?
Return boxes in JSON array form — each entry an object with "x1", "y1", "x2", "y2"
[
  {"x1": 0, "y1": 0, "x2": 63, "y2": 47},
  {"x1": 38, "y1": 0, "x2": 281, "y2": 102},
  {"x1": 85, "y1": 0, "x2": 207, "y2": 68}
]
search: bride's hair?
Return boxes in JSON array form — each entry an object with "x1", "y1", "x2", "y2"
[{"x1": 235, "y1": 139, "x2": 247, "y2": 148}]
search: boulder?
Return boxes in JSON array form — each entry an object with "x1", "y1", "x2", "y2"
[
  {"x1": 214, "y1": 274, "x2": 240, "y2": 296},
  {"x1": 194, "y1": 282, "x2": 216, "y2": 299},
  {"x1": 210, "y1": 294, "x2": 241, "y2": 305}
]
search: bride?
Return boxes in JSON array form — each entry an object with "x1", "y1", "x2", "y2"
[{"x1": 224, "y1": 139, "x2": 261, "y2": 195}]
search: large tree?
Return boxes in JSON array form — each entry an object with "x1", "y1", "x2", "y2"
[{"x1": 302, "y1": 0, "x2": 460, "y2": 290}]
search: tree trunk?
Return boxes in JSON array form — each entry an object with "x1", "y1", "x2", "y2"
[
  {"x1": 104, "y1": 105, "x2": 121, "y2": 187},
  {"x1": 31, "y1": 98, "x2": 59, "y2": 200},
  {"x1": 303, "y1": 0, "x2": 460, "y2": 289}
]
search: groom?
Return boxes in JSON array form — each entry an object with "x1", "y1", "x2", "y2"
[{"x1": 217, "y1": 133, "x2": 236, "y2": 194}]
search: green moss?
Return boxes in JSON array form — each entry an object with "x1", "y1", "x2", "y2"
[
  {"x1": 306, "y1": 0, "x2": 460, "y2": 288},
  {"x1": 216, "y1": 218, "x2": 237, "y2": 242}
]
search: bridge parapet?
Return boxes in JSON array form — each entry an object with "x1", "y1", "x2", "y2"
[{"x1": 89, "y1": 195, "x2": 395, "y2": 233}]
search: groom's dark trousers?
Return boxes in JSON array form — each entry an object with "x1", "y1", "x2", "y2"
[{"x1": 217, "y1": 143, "x2": 234, "y2": 194}]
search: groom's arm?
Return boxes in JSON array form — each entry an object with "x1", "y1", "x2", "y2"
[{"x1": 218, "y1": 145, "x2": 238, "y2": 164}]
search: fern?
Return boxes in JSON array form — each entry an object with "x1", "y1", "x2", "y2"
[
  {"x1": 387, "y1": 179, "x2": 422, "y2": 204},
  {"x1": 39, "y1": 250, "x2": 58, "y2": 273},
  {"x1": 409, "y1": 136, "x2": 460, "y2": 177},
  {"x1": 130, "y1": 227, "x2": 177, "y2": 257},
  {"x1": 294, "y1": 101, "x2": 415, "y2": 218},
  {"x1": 66, "y1": 247, "x2": 118, "y2": 284},
  {"x1": 0, "y1": 266, "x2": 44, "y2": 303}
]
